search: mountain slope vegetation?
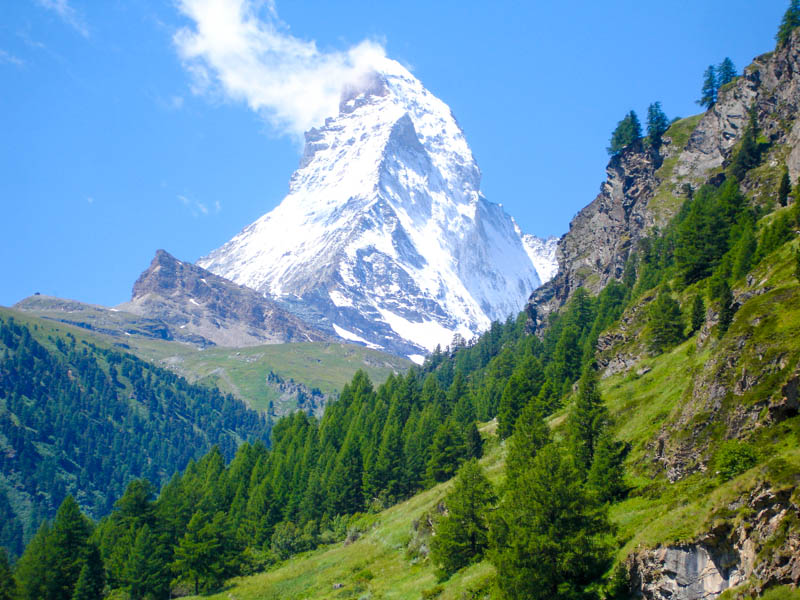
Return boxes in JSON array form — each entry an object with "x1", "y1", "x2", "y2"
[
  {"x1": 4, "y1": 6, "x2": 800, "y2": 600},
  {"x1": 0, "y1": 309, "x2": 270, "y2": 558}
]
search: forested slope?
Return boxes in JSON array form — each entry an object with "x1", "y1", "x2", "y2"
[{"x1": 0, "y1": 310, "x2": 269, "y2": 558}]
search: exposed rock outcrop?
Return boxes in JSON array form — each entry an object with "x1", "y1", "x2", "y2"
[
  {"x1": 527, "y1": 143, "x2": 661, "y2": 330},
  {"x1": 119, "y1": 250, "x2": 331, "y2": 348},
  {"x1": 527, "y1": 30, "x2": 800, "y2": 332},
  {"x1": 628, "y1": 484, "x2": 800, "y2": 599}
]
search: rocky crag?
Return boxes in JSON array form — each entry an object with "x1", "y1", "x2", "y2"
[
  {"x1": 528, "y1": 30, "x2": 800, "y2": 332},
  {"x1": 628, "y1": 485, "x2": 800, "y2": 599},
  {"x1": 119, "y1": 250, "x2": 331, "y2": 348}
]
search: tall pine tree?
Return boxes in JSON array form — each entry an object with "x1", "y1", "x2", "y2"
[
  {"x1": 489, "y1": 443, "x2": 612, "y2": 600},
  {"x1": 717, "y1": 57, "x2": 737, "y2": 88},
  {"x1": 429, "y1": 460, "x2": 496, "y2": 578},
  {"x1": 607, "y1": 110, "x2": 642, "y2": 155},
  {"x1": 71, "y1": 543, "x2": 105, "y2": 600},
  {"x1": 777, "y1": 0, "x2": 800, "y2": 47},
  {"x1": 567, "y1": 368, "x2": 609, "y2": 475},
  {"x1": 646, "y1": 102, "x2": 670, "y2": 148},
  {"x1": 779, "y1": 167, "x2": 791, "y2": 207},
  {"x1": 698, "y1": 65, "x2": 717, "y2": 109}
]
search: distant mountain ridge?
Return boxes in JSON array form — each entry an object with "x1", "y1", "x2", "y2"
[{"x1": 119, "y1": 249, "x2": 331, "y2": 347}]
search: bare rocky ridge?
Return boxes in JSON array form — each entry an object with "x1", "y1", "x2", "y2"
[
  {"x1": 118, "y1": 250, "x2": 331, "y2": 348},
  {"x1": 527, "y1": 30, "x2": 800, "y2": 332},
  {"x1": 527, "y1": 143, "x2": 662, "y2": 330}
]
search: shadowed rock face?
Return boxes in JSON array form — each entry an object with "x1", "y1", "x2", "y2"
[
  {"x1": 527, "y1": 142, "x2": 661, "y2": 331},
  {"x1": 119, "y1": 250, "x2": 331, "y2": 347}
]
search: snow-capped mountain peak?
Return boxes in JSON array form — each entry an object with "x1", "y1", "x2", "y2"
[{"x1": 198, "y1": 58, "x2": 553, "y2": 359}]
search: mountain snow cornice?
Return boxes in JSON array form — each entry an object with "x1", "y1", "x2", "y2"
[{"x1": 198, "y1": 58, "x2": 553, "y2": 361}]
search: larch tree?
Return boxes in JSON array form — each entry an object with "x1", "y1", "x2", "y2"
[
  {"x1": 429, "y1": 459, "x2": 496, "y2": 578},
  {"x1": 698, "y1": 65, "x2": 718, "y2": 109},
  {"x1": 777, "y1": 0, "x2": 800, "y2": 47}
]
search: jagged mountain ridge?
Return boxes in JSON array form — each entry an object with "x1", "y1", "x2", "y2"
[
  {"x1": 118, "y1": 249, "x2": 331, "y2": 347},
  {"x1": 199, "y1": 59, "x2": 555, "y2": 360}
]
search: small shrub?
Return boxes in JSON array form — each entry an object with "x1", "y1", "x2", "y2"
[
  {"x1": 421, "y1": 585, "x2": 444, "y2": 599},
  {"x1": 715, "y1": 440, "x2": 758, "y2": 481}
]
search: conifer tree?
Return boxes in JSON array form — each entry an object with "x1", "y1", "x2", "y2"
[
  {"x1": 497, "y1": 355, "x2": 545, "y2": 438},
  {"x1": 0, "y1": 549, "x2": 17, "y2": 600},
  {"x1": 463, "y1": 421, "x2": 483, "y2": 461},
  {"x1": 777, "y1": 0, "x2": 800, "y2": 47},
  {"x1": 690, "y1": 294, "x2": 705, "y2": 334},
  {"x1": 567, "y1": 368, "x2": 608, "y2": 475},
  {"x1": 124, "y1": 525, "x2": 170, "y2": 600},
  {"x1": 586, "y1": 431, "x2": 627, "y2": 503},
  {"x1": 504, "y1": 402, "x2": 550, "y2": 489},
  {"x1": 489, "y1": 443, "x2": 612, "y2": 600},
  {"x1": 647, "y1": 289, "x2": 684, "y2": 353},
  {"x1": 717, "y1": 57, "x2": 737, "y2": 88},
  {"x1": 327, "y1": 434, "x2": 364, "y2": 515},
  {"x1": 732, "y1": 220, "x2": 757, "y2": 280},
  {"x1": 14, "y1": 522, "x2": 54, "y2": 600},
  {"x1": 698, "y1": 65, "x2": 717, "y2": 109},
  {"x1": 430, "y1": 459, "x2": 496, "y2": 579},
  {"x1": 370, "y1": 403, "x2": 405, "y2": 501},
  {"x1": 50, "y1": 495, "x2": 93, "y2": 600},
  {"x1": 172, "y1": 511, "x2": 236, "y2": 595},
  {"x1": 425, "y1": 420, "x2": 467, "y2": 484},
  {"x1": 718, "y1": 281, "x2": 735, "y2": 338},
  {"x1": 646, "y1": 102, "x2": 670, "y2": 148},
  {"x1": 71, "y1": 543, "x2": 105, "y2": 600},
  {"x1": 730, "y1": 109, "x2": 761, "y2": 180},
  {"x1": 607, "y1": 110, "x2": 642, "y2": 155},
  {"x1": 779, "y1": 167, "x2": 791, "y2": 207}
]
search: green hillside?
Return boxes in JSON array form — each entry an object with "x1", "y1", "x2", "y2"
[
  {"x1": 0, "y1": 309, "x2": 270, "y2": 557},
  {"x1": 120, "y1": 337, "x2": 411, "y2": 414},
  {"x1": 8, "y1": 305, "x2": 411, "y2": 415}
]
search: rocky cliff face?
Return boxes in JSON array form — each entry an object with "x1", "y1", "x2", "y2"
[
  {"x1": 527, "y1": 142, "x2": 661, "y2": 330},
  {"x1": 628, "y1": 485, "x2": 800, "y2": 599},
  {"x1": 678, "y1": 33, "x2": 800, "y2": 186},
  {"x1": 119, "y1": 250, "x2": 330, "y2": 347},
  {"x1": 527, "y1": 30, "x2": 800, "y2": 332}
]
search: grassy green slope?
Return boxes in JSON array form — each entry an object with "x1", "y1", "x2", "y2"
[
  {"x1": 190, "y1": 423, "x2": 504, "y2": 600},
  {"x1": 0, "y1": 307, "x2": 411, "y2": 413}
]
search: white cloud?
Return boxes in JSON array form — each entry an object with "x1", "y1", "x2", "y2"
[
  {"x1": 0, "y1": 49, "x2": 24, "y2": 67},
  {"x1": 178, "y1": 194, "x2": 220, "y2": 218},
  {"x1": 174, "y1": 0, "x2": 387, "y2": 139},
  {"x1": 35, "y1": 0, "x2": 89, "y2": 38}
]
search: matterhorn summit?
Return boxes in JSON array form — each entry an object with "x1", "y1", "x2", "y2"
[{"x1": 199, "y1": 58, "x2": 554, "y2": 361}]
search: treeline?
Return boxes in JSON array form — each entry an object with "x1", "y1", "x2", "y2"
[{"x1": 0, "y1": 317, "x2": 269, "y2": 556}]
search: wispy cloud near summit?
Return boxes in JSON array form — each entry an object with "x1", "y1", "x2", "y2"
[
  {"x1": 35, "y1": 0, "x2": 89, "y2": 37},
  {"x1": 174, "y1": 0, "x2": 387, "y2": 140}
]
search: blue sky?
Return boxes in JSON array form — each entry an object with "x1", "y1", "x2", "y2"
[{"x1": 0, "y1": 0, "x2": 788, "y2": 307}]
